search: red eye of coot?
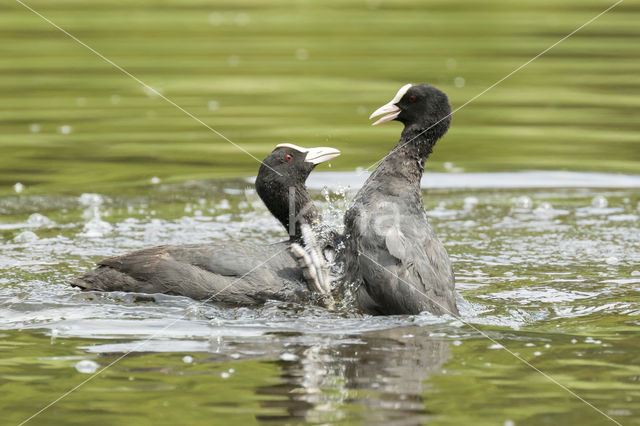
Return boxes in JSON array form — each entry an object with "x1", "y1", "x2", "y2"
[
  {"x1": 285, "y1": 154, "x2": 293, "y2": 162},
  {"x1": 409, "y1": 95, "x2": 417, "y2": 103}
]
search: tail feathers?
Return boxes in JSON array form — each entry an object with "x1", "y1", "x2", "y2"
[{"x1": 70, "y1": 266, "x2": 143, "y2": 292}]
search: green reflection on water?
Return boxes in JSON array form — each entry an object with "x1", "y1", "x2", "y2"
[
  {"x1": 2, "y1": 0, "x2": 640, "y2": 196},
  {"x1": 0, "y1": 331, "x2": 286, "y2": 425}
]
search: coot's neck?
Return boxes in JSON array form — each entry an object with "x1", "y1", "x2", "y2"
[
  {"x1": 286, "y1": 182, "x2": 318, "y2": 241},
  {"x1": 258, "y1": 180, "x2": 317, "y2": 242},
  {"x1": 369, "y1": 124, "x2": 441, "y2": 191}
]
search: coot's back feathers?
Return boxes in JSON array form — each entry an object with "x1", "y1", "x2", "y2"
[{"x1": 72, "y1": 242, "x2": 309, "y2": 304}]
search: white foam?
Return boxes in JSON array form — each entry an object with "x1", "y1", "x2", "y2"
[{"x1": 74, "y1": 359, "x2": 100, "y2": 373}]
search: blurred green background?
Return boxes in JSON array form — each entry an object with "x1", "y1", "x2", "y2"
[{"x1": 2, "y1": 0, "x2": 639, "y2": 195}]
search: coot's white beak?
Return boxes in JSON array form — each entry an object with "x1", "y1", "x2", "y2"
[
  {"x1": 369, "y1": 83, "x2": 412, "y2": 126},
  {"x1": 275, "y1": 143, "x2": 341, "y2": 165},
  {"x1": 304, "y1": 146, "x2": 341, "y2": 164}
]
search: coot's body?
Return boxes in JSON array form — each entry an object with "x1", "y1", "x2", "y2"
[
  {"x1": 345, "y1": 84, "x2": 459, "y2": 316},
  {"x1": 74, "y1": 242, "x2": 310, "y2": 305},
  {"x1": 71, "y1": 144, "x2": 340, "y2": 306}
]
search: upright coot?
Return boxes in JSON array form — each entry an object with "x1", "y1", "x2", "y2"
[
  {"x1": 344, "y1": 84, "x2": 459, "y2": 316},
  {"x1": 71, "y1": 144, "x2": 340, "y2": 306}
]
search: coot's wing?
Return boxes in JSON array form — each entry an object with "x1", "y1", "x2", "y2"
[
  {"x1": 356, "y1": 220, "x2": 458, "y2": 316},
  {"x1": 97, "y1": 243, "x2": 285, "y2": 279},
  {"x1": 73, "y1": 242, "x2": 309, "y2": 304},
  {"x1": 164, "y1": 243, "x2": 265, "y2": 277}
]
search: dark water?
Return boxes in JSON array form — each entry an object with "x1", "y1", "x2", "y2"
[{"x1": 2, "y1": 174, "x2": 639, "y2": 425}]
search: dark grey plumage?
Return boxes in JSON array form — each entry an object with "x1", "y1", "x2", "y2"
[
  {"x1": 344, "y1": 84, "x2": 459, "y2": 316},
  {"x1": 73, "y1": 242, "x2": 310, "y2": 305},
  {"x1": 71, "y1": 144, "x2": 340, "y2": 306}
]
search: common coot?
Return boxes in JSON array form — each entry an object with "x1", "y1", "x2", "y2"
[
  {"x1": 71, "y1": 144, "x2": 340, "y2": 307},
  {"x1": 344, "y1": 84, "x2": 459, "y2": 316}
]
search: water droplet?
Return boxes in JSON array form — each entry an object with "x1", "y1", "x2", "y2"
[
  {"x1": 29, "y1": 123, "x2": 40, "y2": 133},
  {"x1": 488, "y1": 344, "x2": 503, "y2": 349},
  {"x1": 534, "y1": 202, "x2": 554, "y2": 217},
  {"x1": 515, "y1": 195, "x2": 532, "y2": 209},
  {"x1": 296, "y1": 48, "x2": 309, "y2": 60},
  {"x1": 533, "y1": 351, "x2": 542, "y2": 356},
  {"x1": 58, "y1": 125, "x2": 72, "y2": 135},
  {"x1": 76, "y1": 97, "x2": 86, "y2": 107},
  {"x1": 452, "y1": 340, "x2": 462, "y2": 346},
  {"x1": 185, "y1": 305, "x2": 202, "y2": 319},
  {"x1": 443, "y1": 161, "x2": 463, "y2": 173},
  {"x1": 605, "y1": 256, "x2": 619, "y2": 265},
  {"x1": 463, "y1": 196, "x2": 478, "y2": 210},
  {"x1": 279, "y1": 353, "x2": 298, "y2": 361},
  {"x1": 227, "y1": 55, "x2": 240, "y2": 67},
  {"x1": 445, "y1": 58, "x2": 457, "y2": 70},
  {"x1": 27, "y1": 213, "x2": 53, "y2": 227},
  {"x1": 216, "y1": 199, "x2": 231, "y2": 210},
  {"x1": 150, "y1": 176, "x2": 161, "y2": 185},
  {"x1": 235, "y1": 12, "x2": 250, "y2": 26},
  {"x1": 13, "y1": 182, "x2": 24, "y2": 193},
  {"x1": 220, "y1": 372, "x2": 230, "y2": 379},
  {"x1": 75, "y1": 360, "x2": 100, "y2": 374},
  {"x1": 591, "y1": 195, "x2": 608, "y2": 208},
  {"x1": 504, "y1": 420, "x2": 515, "y2": 426},
  {"x1": 208, "y1": 12, "x2": 223, "y2": 26},
  {"x1": 454, "y1": 76, "x2": 465, "y2": 88},
  {"x1": 81, "y1": 217, "x2": 113, "y2": 238},
  {"x1": 79, "y1": 193, "x2": 104, "y2": 207},
  {"x1": 631, "y1": 270, "x2": 640, "y2": 276},
  {"x1": 110, "y1": 94, "x2": 121, "y2": 104},
  {"x1": 208, "y1": 100, "x2": 219, "y2": 111},
  {"x1": 14, "y1": 231, "x2": 38, "y2": 243},
  {"x1": 182, "y1": 355, "x2": 193, "y2": 364}
]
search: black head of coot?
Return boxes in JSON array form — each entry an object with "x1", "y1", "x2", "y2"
[
  {"x1": 370, "y1": 83, "x2": 452, "y2": 141},
  {"x1": 255, "y1": 144, "x2": 340, "y2": 239}
]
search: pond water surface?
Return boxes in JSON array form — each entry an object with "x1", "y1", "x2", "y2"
[
  {"x1": 2, "y1": 172, "x2": 639, "y2": 425},
  {"x1": 3, "y1": 0, "x2": 640, "y2": 423}
]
